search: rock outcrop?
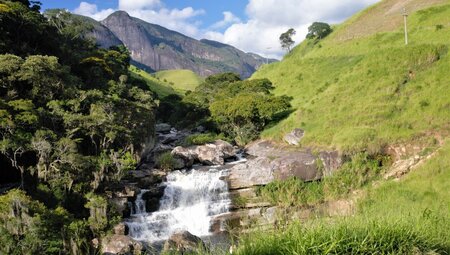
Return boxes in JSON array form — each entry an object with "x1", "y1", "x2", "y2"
[
  {"x1": 229, "y1": 140, "x2": 332, "y2": 190},
  {"x1": 88, "y1": 11, "x2": 275, "y2": 78},
  {"x1": 283, "y1": 128, "x2": 305, "y2": 145},
  {"x1": 163, "y1": 231, "x2": 206, "y2": 253},
  {"x1": 101, "y1": 235, "x2": 143, "y2": 255},
  {"x1": 171, "y1": 140, "x2": 236, "y2": 168}
]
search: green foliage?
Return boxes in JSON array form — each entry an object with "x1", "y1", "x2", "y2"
[
  {"x1": 181, "y1": 73, "x2": 291, "y2": 145},
  {"x1": 257, "y1": 178, "x2": 324, "y2": 207},
  {"x1": 210, "y1": 93, "x2": 291, "y2": 146},
  {"x1": 155, "y1": 151, "x2": 177, "y2": 171},
  {"x1": 306, "y1": 22, "x2": 332, "y2": 39},
  {"x1": 279, "y1": 28, "x2": 296, "y2": 53},
  {"x1": 235, "y1": 219, "x2": 449, "y2": 255},
  {"x1": 0, "y1": 189, "x2": 81, "y2": 255},
  {"x1": 0, "y1": 3, "x2": 156, "y2": 253},
  {"x1": 181, "y1": 133, "x2": 228, "y2": 146}
]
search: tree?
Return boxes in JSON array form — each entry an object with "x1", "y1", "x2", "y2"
[
  {"x1": 280, "y1": 28, "x2": 296, "y2": 53},
  {"x1": 306, "y1": 22, "x2": 332, "y2": 40}
]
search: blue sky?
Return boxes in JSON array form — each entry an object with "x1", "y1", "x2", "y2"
[{"x1": 40, "y1": 0, "x2": 380, "y2": 58}]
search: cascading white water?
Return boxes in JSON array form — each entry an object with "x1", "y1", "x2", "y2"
[{"x1": 126, "y1": 168, "x2": 231, "y2": 243}]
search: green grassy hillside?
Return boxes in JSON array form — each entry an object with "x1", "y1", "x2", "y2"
[
  {"x1": 129, "y1": 65, "x2": 179, "y2": 98},
  {"x1": 252, "y1": 2, "x2": 450, "y2": 153},
  {"x1": 155, "y1": 69, "x2": 203, "y2": 93}
]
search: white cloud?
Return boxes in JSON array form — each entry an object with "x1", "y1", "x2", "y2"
[
  {"x1": 205, "y1": 0, "x2": 380, "y2": 59},
  {"x1": 73, "y1": 2, "x2": 115, "y2": 21},
  {"x1": 210, "y1": 11, "x2": 241, "y2": 30},
  {"x1": 118, "y1": 0, "x2": 161, "y2": 11},
  {"x1": 124, "y1": 7, "x2": 205, "y2": 37}
]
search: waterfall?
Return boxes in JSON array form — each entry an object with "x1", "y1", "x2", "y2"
[{"x1": 126, "y1": 168, "x2": 231, "y2": 243}]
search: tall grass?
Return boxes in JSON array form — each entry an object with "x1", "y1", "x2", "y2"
[
  {"x1": 257, "y1": 152, "x2": 387, "y2": 207},
  {"x1": 235, "y1": 141, "x2": 450, "y2": 254}
]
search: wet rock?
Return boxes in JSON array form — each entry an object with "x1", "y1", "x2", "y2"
[
  {"x1": 141, "y1": 186, "x2": 166, "y2": 213},
  {"x1": 283, "y1": 128, "x2": 305, "y2": 146},
  {"x1": 163, "y1": 231, "x2": 206, "y2": 253},
  {"x1": 155, "y1": 123, "x2": 172, "y2": 134},
  {"x1": 101, "y1": 234, "x2": 143, "y2": 255}
]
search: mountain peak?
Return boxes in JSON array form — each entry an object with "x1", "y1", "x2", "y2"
[{"x1": 104, "y1": 10, "x2": 131, "y2": 21}]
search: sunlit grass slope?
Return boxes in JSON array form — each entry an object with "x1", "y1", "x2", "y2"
[
  {"x1": 235, "y1": 140, "x2": 450, "y2": 254},
  {"x1": 129, "y1": 65, "x2": 178, "y2": 98},
  {"x1": 155, "y1": 69, "x2": 203, "y2": 93},
  {"x1": 252, "y1": 2, "x2": 450, "y2": 152}
]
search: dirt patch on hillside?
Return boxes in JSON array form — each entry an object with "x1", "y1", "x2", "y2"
[{"x1": 335, "y1": 0, "x2": 448, "y2": 41}]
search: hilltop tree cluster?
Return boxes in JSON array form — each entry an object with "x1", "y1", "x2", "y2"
[{"x1": 0, "y1": 1, "x2": 156, "y2": 254}]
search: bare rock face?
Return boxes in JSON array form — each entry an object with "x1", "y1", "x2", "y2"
[
  {"x1": 228, "y1": 157, "x2": 275, "y2": 190},
  {"x1": 163, "y1": 231, "x2": 206, "y2": 253},
  {"x1": 101, "y1": 235, "x2": 143, "y2": 255},
  {"x1": 229, "y1": 140, "x2": 342, "y2": 190},
  {"x1": 283, "y1": 128, "x2": 305, "y2": 146},
  {"x1": 96, "y1": 11, "x2": 274, "y2": 78}
]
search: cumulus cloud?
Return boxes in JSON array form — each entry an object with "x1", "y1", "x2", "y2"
[
  {"x1": 72, "y1": 1, "x2": 204, "y2": 37},
  {"x1": 118, "y1": 0, "x2": 161, "y2": 11},
  {"x1": 205, "y1": 0, "x2": 380, "y2": 59},
  {"x1": 73, "y1": 2, "x2": 115, "y2": 20},
  {"x1": 210, "y1": 11, "x2": 241, "y2": 30}
]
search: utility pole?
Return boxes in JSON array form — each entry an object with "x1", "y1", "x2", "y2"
[
  {"x1": 402, "y1": 8, "x2": 408, "y2": 45},
  {"x1": 266, "y1": 47, "x2": 272, "y2": 65}
]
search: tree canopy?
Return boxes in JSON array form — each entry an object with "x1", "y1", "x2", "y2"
[
  {"x1": 280, "y1": 28, "x2": 296, "y2": 53},
  {"x1": 0, "y1": 1, "x2": 156, "y2": 253},
  {"x1": 306, "y1": 22, "x2": 332, "y2": 40}
]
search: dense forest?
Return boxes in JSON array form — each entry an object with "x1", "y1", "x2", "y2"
[{"x1": 0, "y1": 0, "x2": 157, "y2": 253}]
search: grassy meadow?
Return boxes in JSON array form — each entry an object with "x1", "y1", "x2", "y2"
[
  {"x1": 252, "y1": 3, "x2": 450, "y2": 153},
  {"x1": 155, "y1": 69, "x2": 203, "y2": 93}
]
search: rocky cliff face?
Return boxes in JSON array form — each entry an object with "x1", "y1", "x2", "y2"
[{"x1": 86, "y1": 11, "x2": 274, "y2": 78}]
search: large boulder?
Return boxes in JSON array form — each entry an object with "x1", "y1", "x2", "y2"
[
  {"x1": 171, "y1": 140, "x2": 236, "y2": 167},
  {"x1": 283, "y1": 128, "x2": 305, "y2": 146},
  {"x1": 163, "y1": 231, "x2": 206, "y2": 253},
  {"x1": 171, "y1": 146, "x2": 196, "y2": 169},
  {"x1": 194, "y1": 140, "x2": 235, "y2": 165},
  {"x1": 229, "y1": 140, "x2": 340, "y2": 190},
  {"x1": 101, "y1": 235, "x2": 143, "y2": 255}
]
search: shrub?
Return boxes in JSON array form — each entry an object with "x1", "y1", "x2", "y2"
[
  {"x1": 155, "y1": 152, "x2": 177, "y2": 171},
  {"x1": 181, "y1": 133, "x2": 228, "y2": 146}
]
